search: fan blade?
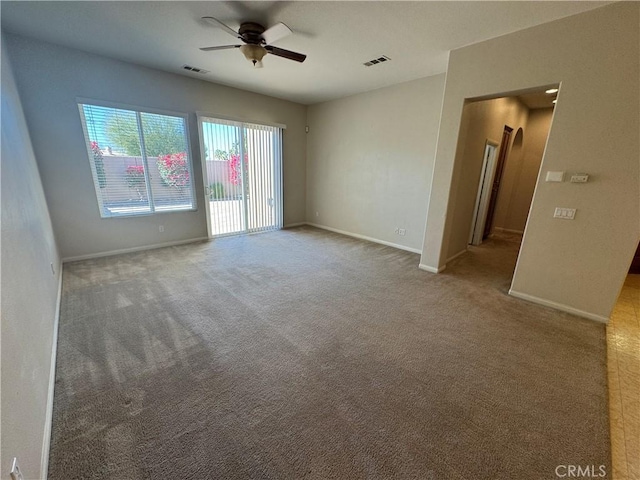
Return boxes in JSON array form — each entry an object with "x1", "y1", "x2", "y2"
[
  {"x1": 202, "y1": 16, "x2": 241, "y2": 39},
  {"x1": 262, "y1": 22, "x2": 292, "y2": 45},
  {"x1": 265, "y1": 45, "x2": 306, "y2": 63},
  {"x1": 200, "y1": 45, "x2": 241, "y2": 52}
]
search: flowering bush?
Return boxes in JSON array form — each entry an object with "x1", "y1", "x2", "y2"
[
  {"x1": 228, "y1": 153, "x2": 248, "y2": 186},
  {"x1": 90, "y1": 141, "x2": 107, "y2": 188},
  {"x1": 125, "y1": 165, "x2": 145, "y2": 201},
  {"x1": 125, "y1": 165, "x2": 145, "y2": 188},
  {"x1": 157, "y1": 152, "x2": 189, "y2": 188}
]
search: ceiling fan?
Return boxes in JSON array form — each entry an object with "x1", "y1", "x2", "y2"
[{"x1": 200, "y1": 16, "x2": 307, "y2": 68}]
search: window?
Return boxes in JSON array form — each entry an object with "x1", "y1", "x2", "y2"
[{"x1": 78, "y1": 103, "x2": 195, "y2": 218}]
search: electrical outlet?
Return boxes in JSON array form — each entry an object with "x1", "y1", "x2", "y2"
[
  {"x1": 159, "y1": 225, "x2": 164, "y2": 233},
  {"x1": 394, "y1": 228, "x2": 400, "y2": 234},
  {"x1": 398, "y1": 229, "x2": 406, "y2": 236},
  {"x1": 11, "y1": 458, "x2": 24, "y2": 480},
  {"x1": 315, "y1": 211, "x2": 319, "y2": 217}
]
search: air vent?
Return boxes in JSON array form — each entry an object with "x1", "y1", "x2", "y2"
[
  {"x1": 182, "y1": 65, "x2": 210, "y2": 74},
  {"x1": 363, "y1": 55, "x2": 391, "y2": 67}
]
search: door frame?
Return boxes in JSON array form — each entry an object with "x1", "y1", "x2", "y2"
[
  {"x1": 197, "y1": 115, "x2": 215, "y2": 238},
  {"x1": 469, "y1": 139, "x2": 500, "y2": 245},
  {"x1": 197, "y1": 113, "x2": 285, "y2": 238},
  {"x1": 483, "y1": 126, "x2": 513, "y2": 239}
]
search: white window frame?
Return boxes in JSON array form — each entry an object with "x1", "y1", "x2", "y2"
[{"x1": 77, "y1": 98, "x2": 197, "y2": 218}]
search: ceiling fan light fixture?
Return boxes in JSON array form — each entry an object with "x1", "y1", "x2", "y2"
[
  {"x1": 240, "y1": 44, "x2": 267, "y2": 67},
  {"x1": 201, "y1": 16, "x2": 306, "y2": 66}
]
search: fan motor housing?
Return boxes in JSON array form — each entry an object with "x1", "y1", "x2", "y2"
[{"x1": 239, "y1": 22, "x2": 266, "y2": 44}]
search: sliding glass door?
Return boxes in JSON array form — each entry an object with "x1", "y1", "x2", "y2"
[{"x1": 199, "y1": 117, "x2": 283, "y2": 237}]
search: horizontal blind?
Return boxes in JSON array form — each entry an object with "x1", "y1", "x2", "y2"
[
  {"x1": 141, "y1": 112, "x2": 194, "y2": 213},
  {"x1": 78, "y1": 104, "x2": 195, "y2": 218}
]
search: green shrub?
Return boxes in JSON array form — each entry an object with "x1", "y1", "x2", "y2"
[{"x1": 209, "y1": 182, "x2": 225, "y2": 200}]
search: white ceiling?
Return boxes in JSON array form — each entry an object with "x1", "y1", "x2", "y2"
[
  {"x1": 1, "y1": 1, "x2": 608, "y2": 105},
  {"x1": 518, "y1": 90, "x2": 558, "y2": 110}
]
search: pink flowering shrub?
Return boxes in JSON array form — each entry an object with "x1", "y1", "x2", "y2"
[
  {"x1": 125, "y1": 165, "x2": 145, "y2": 188},
  {"x1": 228, "y1": 153, "x2": 248, "y2": 186},
  {"x1": 125, "y1": 165, "x2": 145, "y2": 201},
  {"x1": 157, "y1": 152, "x2": 190, "y2": 188}
]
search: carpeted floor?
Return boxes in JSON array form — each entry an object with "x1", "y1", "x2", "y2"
[{"x1": 49, "y1": 226, "x2": 610, "y2": 479}]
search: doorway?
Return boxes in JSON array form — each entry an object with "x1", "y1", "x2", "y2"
[
  {"x1": 483, "y1": 126, "x2": 513, "y2": 239},
  {"x1": 199, "y1": 117, "x2": 283, "y2": 237},
  {"x1": 460, "y1": 90, "x2": 557, "y2": 256},
  {"x1": 469, "y1": 126, "x2": 513, "y2": 246},
  {"x1": 440, "y1": 88, "x2": 557, "y2": 286}
]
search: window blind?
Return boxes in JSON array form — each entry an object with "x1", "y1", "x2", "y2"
[{"x1": 78, "y1": 103, "x2": 195, "y2": 218}]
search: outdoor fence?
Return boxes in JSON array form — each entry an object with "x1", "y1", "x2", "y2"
[{"x1": 98, "y1": 156, "x2": 239, "y2": 205}]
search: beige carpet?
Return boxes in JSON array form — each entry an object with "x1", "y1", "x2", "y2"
[{"x1": 49, "y1": 226, "x2": 610, "y2": 479}]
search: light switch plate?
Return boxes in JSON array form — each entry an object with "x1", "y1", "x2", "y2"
[
  {"x1": 546, "y1": 171, "x2": 565, "y2": 182},
  {"x1": 553, "y1": 207, "x2": 576, "y2": 220},
  {"x1": 570, "y1": 173, "x2": 589, "y2": 183}
]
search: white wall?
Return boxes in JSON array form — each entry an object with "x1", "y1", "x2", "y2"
[
  {"x1": 306, "y1": 75, "x2": 445, "y2": 252},
  {"x1": 421, "y1": 2, "x2": 640, "y2": 321},
  {"x1": 4, "y1": 34, "x2": 307, "y2": 260},
  {"x1": 1, "y1": 38, "x2": 61, "y2": 480},
  {"x1": 494, "y1": 108, "x2": 553, "y2": 234}
]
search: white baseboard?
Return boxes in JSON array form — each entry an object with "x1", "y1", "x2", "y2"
[
  {"x1": 41, "y1": 261, "x2": 63, "y2": 479},
  {"x1": 494, "y1": 227, "x2": 524, "y2": 235},
  {"x1": 283, "y1": 222, "x2": 306, "y2": 228},
  {"x1": 62, "y1": 237, "x2": 209, "y2": 263},
  {"x1": 508, "y1": 289, "x2": 609, "y2": 323},
  {"x1": 417, "y1": 248, "x2": 466, "y2": 274},
  {"x1": 418, "y1": 263, "x2": 445, "y2": 273},
  {"x1": 446, "y1": 248, "x2": 468, "y2": 264},
  {"x1": 306, "y1": 223, "x2": 422, "y2": 254}
]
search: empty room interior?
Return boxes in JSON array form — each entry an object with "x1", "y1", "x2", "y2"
[{"x1": 1, "y1": 2, "x2": 639, "y2": 479}]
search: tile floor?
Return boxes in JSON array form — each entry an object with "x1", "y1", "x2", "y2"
[
  {"x1": 209, "y1": 199, "x2": 277, "y2": 236},
  {"x1": 608, "y1": 274, "x2": 640, "y2": 479}
]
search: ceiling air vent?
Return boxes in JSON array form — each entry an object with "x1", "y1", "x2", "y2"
[
  {"x1": 363, "y1": 55, "x2": 391, "y2": 67},
  {"x1": 182, "y1": 65, "x2": 210, "y2": 74}
]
